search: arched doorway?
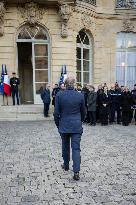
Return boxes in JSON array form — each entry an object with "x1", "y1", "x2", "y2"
[{"x1": 17, "y1": 24, "x2": 50, "y2": 104}]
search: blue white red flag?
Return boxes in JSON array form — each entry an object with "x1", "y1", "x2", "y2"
[
  {"x1": 0, "y1": 64, "x2": 11, "y2": 96},
  {"x1": 59, "y1": 65, "x2": 67, "y2": 85}
]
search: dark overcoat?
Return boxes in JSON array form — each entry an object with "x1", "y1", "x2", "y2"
[
  {"x1": 52, "y1": 87, "x2": 60, "y2": 106},
  {"x1": 87, "y1": 91, "x2": 97, "y2": 111},
  {"x1": 41, "y1": 88, "x2": 51, "y2": 104},
  {"x1": 54, "y1": 87, "x2": 86, "y2": 134},
  {"x1": 121, "y1": 92, "x2": 132, "y2": 112}
]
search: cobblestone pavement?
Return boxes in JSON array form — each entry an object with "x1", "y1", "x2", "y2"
[{"x1": 0, "y1": 121, "x2": 136, "y2": 205}]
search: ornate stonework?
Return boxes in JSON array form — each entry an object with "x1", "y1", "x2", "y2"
[
  {"x1": 0, "y1": 2, "x2": 6, "y2": 37},
  {"x1": 68, "y1": 10, "x2": 96, "y2": 34},
  {"x1": 18, "y1": 1, "x2": 47, "y2": 25},
  {"x1": 81, "y1": 15, "x2": 95, "y2": 30},
  {"x1": 59, "y1": 2, "x2": 72, "y2": 38},
  {"x1": 74, "y1": 4, "x2": 96, "y2": 17},
  {"x1": 122, "y1": 19, "x2": 135, "y2": 32}
]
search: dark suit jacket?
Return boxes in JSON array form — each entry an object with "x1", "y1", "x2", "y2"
[
  {"x1": 41, "y1": 88, "x2": 51, "y2": 104},
  {"x1": 54, "y1": 87, "x2": 86, "y2": 134}
]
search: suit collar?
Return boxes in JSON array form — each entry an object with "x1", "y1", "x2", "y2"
[{"x1": 67, "y1": 86, "x2": 74, "y2": 90}]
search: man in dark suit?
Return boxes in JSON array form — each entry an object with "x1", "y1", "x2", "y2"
[
  {"x1": 10, "y1": 72, "x2": 20, "y2": 105},
  {"x1": 41, "y1": 84, "x2": 51, "y2": 117},
  {"x1": 54, "y1": 76, "x2": 86, "y2": 180}
]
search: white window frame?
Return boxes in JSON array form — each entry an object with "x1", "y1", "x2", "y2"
[
  {"x1": 76, "y1": 31, "x2": 93, "y2": 87},
  {"x1": 116, "y1": 32, "x2": 136, "y2": 88}
]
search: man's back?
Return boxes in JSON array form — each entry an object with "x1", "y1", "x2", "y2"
[{"x1": 54, "y1": 87, "x2": 86, "y2": 134}]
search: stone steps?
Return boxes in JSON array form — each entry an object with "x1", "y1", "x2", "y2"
[{"x1": 0, "y1": 105, "x2": 54, "y2": 121}]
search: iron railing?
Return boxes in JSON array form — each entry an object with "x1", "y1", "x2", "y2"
[
  {"x1": 116, "y1": 0, "x2": 136, "y2": 9},
  {"x1": 77, "y1": 0, "x2": 96, "y2": 6}
]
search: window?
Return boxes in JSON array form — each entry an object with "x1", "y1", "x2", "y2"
[
  {"x1": 116, "y1": 0, "x2": 136, "y2": 9},
  {"x1": 18, "y1": 25, "x2": 48, "y2": 40},
  {"x1": 76, "y1": 30, "x2": 93, "y2": 86},
  {"x1": 116, "y1": 32, "x2": 136, "y2": 88}
]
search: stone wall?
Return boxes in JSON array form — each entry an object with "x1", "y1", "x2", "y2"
[{"x1": 0, "y1": 0, "x2": 136, "y2": 104}]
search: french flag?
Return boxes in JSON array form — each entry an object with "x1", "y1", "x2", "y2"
[
  {"x1": 1, "y1": 64, "x2": 11, "y2": 96},
  {"x1": 59, "y1": 65, "x2": 67, "y2": 84}
]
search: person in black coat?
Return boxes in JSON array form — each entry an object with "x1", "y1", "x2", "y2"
[
  {"x1": 109, "y1": 86, "x2": 122, "y2": 124},
  {"x1": 52, "y1": 84, "x2": 60, "y2": 107},
  {"x1": 10, "y1": 72, "x2": 20, "y2": 105},
  {"x1": 87, "y1": 85, "x2": 97, "y2": 126},
  {"x1": 81, "y1": 84, "x2": 89, "y2": 123},
  {"x1": 96, "y1": 84, "x2": 103, "y2": 122},
  {"x1": 131, "y1": 84, "x2": 136, "y2": 124},
  {"x1": 54, "y1": 76, "x2": 86, "y2": 181},
  {"x1": 99, "y1": 86, "x2": 110, "y2": 125},
  {"x1": 121, "y1": 87, "x2": 133, "y2": 126},
  {"x1": 41, "y1": 84, "x2": 51, "y2": 117}
]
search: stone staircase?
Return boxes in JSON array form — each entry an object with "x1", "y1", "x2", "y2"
[{"x1": 0, "y1": 105, "x2": 54, "y2": 121}]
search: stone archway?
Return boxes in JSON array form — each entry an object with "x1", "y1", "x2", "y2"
[{"x1": 17, "y1": 24, "x2": 50, "y2": 104}]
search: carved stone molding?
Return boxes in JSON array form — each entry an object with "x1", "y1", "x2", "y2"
[
  {"x1": 18, "y1": 1, "x2": 47, "y2": 26},
  {"x1": 0, "y1": 2, "x2": 6, "y2": 37},
  {"x1": 68, "y1": 12, "x2": 95, "y2": 34},
  {"x1": 122, "y1": 19, "x2": 135, "y2": 32},
  {"x1": 59, "y1": 2, "x2": 72, "y2": 38},
  {"x1": 81, "y1": 15, "x2": 95, "y2": 30},
  {"x1": 74, "y1": 4, "x2": 96, "y2": 18}
]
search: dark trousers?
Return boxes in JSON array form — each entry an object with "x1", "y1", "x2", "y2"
[
  {"x1": 44, "y1": 103, "x2": 50, "y2": 117},
  {"x1": 122, "y1": 111, "x2": 130, "y2": 126},
  {"x1": 100, "y1": 106, "x2": 109, "y2": 125},
  {"x1": 89, "y1": 111, "x2": 96, "y2": 125},
  {"x1": 11, "y1": 90, "x2": 19, "y2": 105},
  {"x1": 96, "y1": 105, "x2": 100, "y2": 122},
  {"x1": 84, "y1": 106, "x2": 90, "y2": 123},
  {"x1": 129, "y1": 109, "x2": 136, "y2": 122},
  {"x1": 134, "y1": 110, "x2": 136, "y2": 122},
  {"x1": 110, "y1": 104, "x2": 121, "y2": 123},
  {"x1": 61, "y1": 133, "x2": 81, "y2": 173}
]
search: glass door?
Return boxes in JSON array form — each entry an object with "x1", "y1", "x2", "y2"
[{"x1": 32, "y1": 43, "x2": 49, "y2": 104}]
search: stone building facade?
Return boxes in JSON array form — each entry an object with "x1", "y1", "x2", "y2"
[{"x1": 0, "y1": 0, "x2": 136, "y2": 104}]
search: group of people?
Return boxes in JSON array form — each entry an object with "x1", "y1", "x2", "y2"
[
  {"x1": 52, "y1": 77, "x2": 136, "y2": 181},
  {"x1": 81, "y1": 83, "x2": 136, "y2": 126},
  {"x1": 41, "y1": 82, "x2": 136, "y2": 126}
]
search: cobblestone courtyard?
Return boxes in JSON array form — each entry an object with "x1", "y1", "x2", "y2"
[{"x1": 0, "y1": 121, "x2": 136, "y2": 205}]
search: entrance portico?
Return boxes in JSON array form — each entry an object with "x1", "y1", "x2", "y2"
[{"x1": 17, "y1": 24, "x2": 50, "y2": 104}]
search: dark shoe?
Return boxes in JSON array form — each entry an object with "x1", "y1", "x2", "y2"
[
  {"x1": 117, "y1": 122, "x2": 121, "y2": 124},
  {"x1": 73, "y1": 172, "x2": 80, "y2": 181},
  {"x1": 122, "y1": 123, "x2": 128, "y2": 126},
  {"x1": 61, "y1": 164, "x2": 69, "y2": 171}
]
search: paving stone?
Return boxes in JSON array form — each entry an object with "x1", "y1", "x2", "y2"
[{"x1": 0, "y1": 121, "x2": 136, "y2": 204}]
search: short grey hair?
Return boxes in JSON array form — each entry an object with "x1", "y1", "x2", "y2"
[{"x1": 65, "y1": 76, "x2": 75, "y2": 87}]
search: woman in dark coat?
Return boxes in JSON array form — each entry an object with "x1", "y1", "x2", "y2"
[
  {"x1": 99, "y1": 86, "x2": 110, "y2": 125},
  {"x1": 96, "y1": 84, "x2": 103, "y2": 122},
  {"x1": 81, "y1": 85, "x2": 89, "y2": 123},
  {"x1": 121, "y1": 87, "x2": 133, "y2": 126},
  {"x1": 87, "y1": 85, "x2": 97, "y2": 126},
  {"x1": 52, "y1": 84, "x2": 60, "y2": 107}
]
